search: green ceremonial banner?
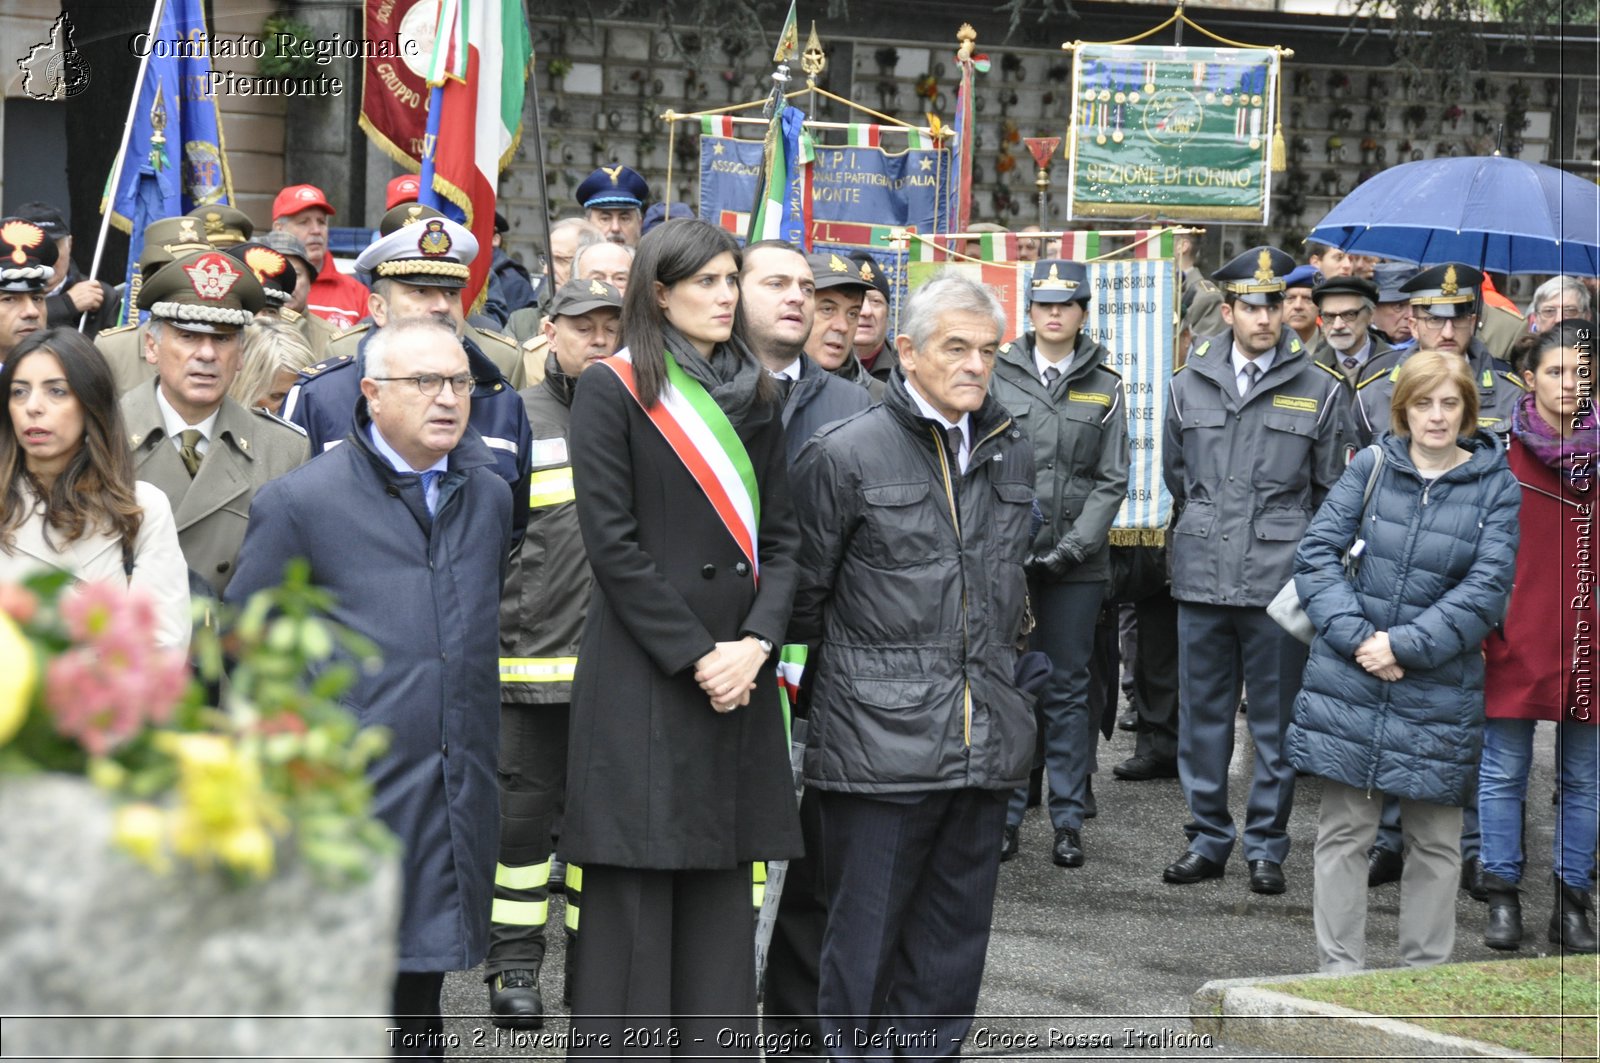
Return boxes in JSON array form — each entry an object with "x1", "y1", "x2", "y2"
[{"x1": 1066, "y1": 44, "x2": 1278, "y2": 223}]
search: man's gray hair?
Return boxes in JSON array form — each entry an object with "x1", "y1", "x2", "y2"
[
  {"x1": 363, "y1": 317, "x2": 463, "y2": 381},
  {"x1": 551, "y1": 217, "x2": 602, "y2": 251},
  {"x1": 572, "y1": 240, "x2": 636, "y2": 278},
  {"x1": 901, "y1": 270, "x2": 1006, "y2": 352},
  {"x1": 1529, "y1": 275, "x2": 1592, "y2": 317}
]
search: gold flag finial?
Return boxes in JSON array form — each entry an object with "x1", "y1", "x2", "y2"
[
  {"x1": 801, "y1": 22, "x2": 826, "y2": 79},
  {"x1": 957, "y1": 24, "x2": 977, "y2": 62}
]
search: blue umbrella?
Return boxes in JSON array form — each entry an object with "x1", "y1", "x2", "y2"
[{"x1": 1308, "y1": 155, "x2": 1600, "y2": 276}]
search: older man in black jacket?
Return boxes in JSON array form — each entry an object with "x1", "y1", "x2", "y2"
[{"x1": 790, "y1": 270, "x2": 1036, "y2": 1060}]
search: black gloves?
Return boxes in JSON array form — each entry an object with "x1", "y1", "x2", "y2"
[{"x1": 1025, "y1": 538, "x2": 1083, "y2": 580}]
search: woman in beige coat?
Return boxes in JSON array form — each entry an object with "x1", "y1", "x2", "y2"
[{"x1": 1, "y1": 329, "x2": 189, "y2": 649}]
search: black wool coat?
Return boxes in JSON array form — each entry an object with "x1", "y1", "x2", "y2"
[{"x1": 562, "y1": 360, "x2": 805, "y2": 869}]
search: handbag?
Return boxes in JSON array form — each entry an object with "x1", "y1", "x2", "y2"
[{"x1": 1267, "y1": 445, "x2": 1385, "y2": 645}]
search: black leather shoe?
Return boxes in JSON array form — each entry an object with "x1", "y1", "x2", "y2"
[
  {"x1": 548, "y1": 856, "x2": 567, "y2": 894},
  {"x1": 1367, "y1": 846, "x2": 1403, "y2": 888},
  {"x1": 1113, "y1": 754, "x2": 1178, "y2": 781},
  {"x1": 1053, "y1": 827, "x2": 1084, "y2": 868},
  {"x1": 1462, "y1": 856, "x2": 1488, "y2": 901},
  {"x1": 489, "y1": 968, "x2": 544, "y2": 1030},
  {"x1": 1248, "y1": 860, "x2": 1286, "y2": 895},
  {"x1": 1000, "y1": 825, "x2": 1019, "y2": 862},
  {"x1": 1164, "y1": 851, "x2": 1225, "y2": 884},
  {"x1": 1117, "y1": 706, "x2": 1139, "y2": 731},
  {"x1": 1482, "y1": 872, "x2": 1523, "y2": 950},
  {"x1": 1549, "y1": 875, "x2": 1598, "y2": 953}
]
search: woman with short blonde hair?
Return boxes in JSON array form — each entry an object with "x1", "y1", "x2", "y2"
[{"x1": 230, "y1": 318, "x2": 315, "y2": 413}]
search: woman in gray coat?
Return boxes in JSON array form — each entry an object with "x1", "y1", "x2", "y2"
[{"x1": 1287, "y1": 350, "x2": 1520, "y2": 973}]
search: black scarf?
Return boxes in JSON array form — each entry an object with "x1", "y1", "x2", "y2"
[{"x1": 662, "y1": 324, "x2": 768, "y2": 429}]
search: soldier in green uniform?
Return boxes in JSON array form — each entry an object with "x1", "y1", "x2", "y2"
[
  {"x1": 187, "y1": 204, "x2": 254, "y2": 248},
  {"x1": 94, "y1": 216, "x2": 213, "y2": 396},
  {"x1": 120, "y1": 249, "x2": 310, "y2": 595}
]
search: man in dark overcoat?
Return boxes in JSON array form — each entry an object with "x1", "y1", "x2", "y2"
[{"x1": 227, "y1": 318, "x2": 513, "y2": 1059}]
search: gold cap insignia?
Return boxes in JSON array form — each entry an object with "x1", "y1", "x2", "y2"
[
  {"x1": 859, "y1": 261, "x2": 875, "y2": 281},
  {"x1": 601, "y1": 164, "x2": 624, "y2": 183},
  {"x1": 1441, "y1": 265, "x2": 1458, "y2": 296},
  {"x1": 184, "y1": 253, "x2": 242, "y2": 301},
  {"x1": 203, "y1": 211, "x2": 223, "y2": 232},
  {"x1": 403, "y1": 205, "x2": 426, "y2": 227},
  {"x1": 243, "y1": 246, "x2": 287, "y2": 282},
  {"x1": 418, "y1": 219, "x2": 452, "y2": 257},
  {"x1": 828, "y1": 253, "x2": 850, "y2": 273},
  {"x1": 0, "y1": 220, "x2": 44, "y2": 266},
  {"x1": 1254, "y1": 249, "x2": 1275, "y2": 284},
  {"x1": 177, "y1": 218, "x2": 200, "y2": 243},
  {"x1": 589, "y1": 279, "x2": 608, "y2": 295},
  {"x1": 1033, "y1": 263, "x2": 1078, "y2": 291}
]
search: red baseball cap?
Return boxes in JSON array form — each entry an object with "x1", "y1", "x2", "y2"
[
  {"x1": 272, "y1": 184, "x2": 336, "y2": 220},
  {"x1": 386, "y1": 174, "x2": 422, "y2": 210}
]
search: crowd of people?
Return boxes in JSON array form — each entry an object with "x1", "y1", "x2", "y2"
[{"x1": 0, "y1": 160, "x2": 1595, "y2": 1060}]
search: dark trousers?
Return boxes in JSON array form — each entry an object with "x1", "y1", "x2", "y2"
[
  {"x1": 1006, "y1": 580, "x2": 1105, "y2": 830},
  {"x1": 391, "y1": 971, "x2": 445, "y2": 1060},
  {"x1": 485, "y1": 702, "x2": 570, "y2": 978},
  {"x1": 816, "y1": 789, "x2": 1007, "y2": 1062},
  {"x1": 765, "y1": 785, "x2": 827, "y2": 1057},
  {"x1": 1130, "y1": 589, "x2": 1180, "y2": 763},
  {"x1": 569, "y1": 864, "x2": 757, "y2": 1058},
  {"x1": 1176, "y1": 603, "x2": 1306, "y2": 865}
]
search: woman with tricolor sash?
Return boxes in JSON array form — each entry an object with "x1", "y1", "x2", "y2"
[{"x1": 562, "y1": 219, "x2": 804, "y2": 1052}]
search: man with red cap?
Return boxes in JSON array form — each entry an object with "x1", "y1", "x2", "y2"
[
  {"x1": 270, "y1": 184, "x2": 369, "y2": 330},
  {"x1": 386, "y1": 174, "x2": 422, "y2": 211}
]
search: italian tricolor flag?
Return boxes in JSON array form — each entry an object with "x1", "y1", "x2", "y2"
[
  {"x1": 1059, "y1": 231, "x2": 1102, "y2": 262},
  {"x1": 1131, "y1": 228, "x2": 1176, "y2": 259},
  {"x1": 419, "y1": 0, "x2": 531, "y2": 309},
  {"x1": 846, "y1": 125, "x2": 881, "y2": 148},
  {"x1": 702, "y1": 115, "x2": 738, "y2": 138}
]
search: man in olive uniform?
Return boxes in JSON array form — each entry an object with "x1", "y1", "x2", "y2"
[
  {"x1": 320, "y1": 204, "x2": 526, "y2": 389},
  {"x1": 1352, "y1": 263, "x2": 1524, "y2": 447},
  {"x1": 187, "y1": 204, "x2": 254, "y2": 248},
  {"x1": 515, "y1": 241, "x2": 631, "y2": 385},
  {"x1": 120, "y1": 249, "x2": 310, "y2": 595},
  {"x1": 0, "y1": 218, "x2": 55, "y2": 362},
  {"x1": 94, "y1": 216, "x2": 213, "y2": 395},
  {"x1": 485, "y1": 277, "x2": 623, "y2": 1029},
  {"x1": 1161, "y1": 247, "x2": 1344, "y2": 895}
]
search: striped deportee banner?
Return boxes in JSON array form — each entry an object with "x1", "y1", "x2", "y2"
[{"x1": 599, "y1": 350, "x2": 762, "y2": 578}]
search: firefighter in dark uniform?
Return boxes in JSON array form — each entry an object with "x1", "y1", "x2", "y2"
[
  {"x1": 280, "y1": 214, "x2": 533, "y2": 543},
  {"x1": 1161, "y1": 247, "x2": 1344, "y2": 895},
  {"x1": 94, "y1": 216, "x2": 214, "y2": 395},
  {"x1": 989, "y1": 260, "x2": 1129, "y2": 868},
  {"x1": 484, "y1": 278, "x2": 623, "y2": 1028},
  {"x1": 1352, "y1": 263, "x2": 1525, "y2": 447}
]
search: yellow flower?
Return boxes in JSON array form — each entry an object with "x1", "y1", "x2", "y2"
[
  {"x1": 215, "y1": 824, "x2": 276, "y2": 878},
  {"x1": 0, "y1": 612, "x2": 35, "y2": 748},
  {"x1": 158, "y1": 733, "x2": 285, "y2": 878},
  {"x1": 112, "y1": 803, "x2": 171, "y2": 873}
]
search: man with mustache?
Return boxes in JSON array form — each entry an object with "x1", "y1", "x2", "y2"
[
  {"x1": 271, "y1": 184, "x2": 369, "y2": 330},
  {"x1": 1161, "y1": 246, "x2": 1343, "y2": 897}
]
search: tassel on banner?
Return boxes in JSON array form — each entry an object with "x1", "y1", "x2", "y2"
[
  {"x1": 1108, "y1": 528, "x2": 1167, "y2": 547},
  {"x1": 1271, "y1": 121, "x2": 1286, "y2": 172}
]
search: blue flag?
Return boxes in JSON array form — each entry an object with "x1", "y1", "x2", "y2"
[{"x1": 103, "y1": 0, "x2": 232, "y2": 323}]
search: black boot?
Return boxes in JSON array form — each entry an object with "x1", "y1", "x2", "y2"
[
  {"x1": 1549, "y1": 875, "x2": 1599, "y2": 953},
  {"x1": 1482, "y1": 871, "x2": 1523, "y2": 951},
  {"x1": 488, "y1": 964, "x2": 545, "y2": 1029}
]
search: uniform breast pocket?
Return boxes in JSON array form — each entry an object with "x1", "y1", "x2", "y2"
[
  {"x1": 861, "y1": 479, "x2": 940, "y2": 567},
  {"x1": 1179, "y1": 406, "x2": 1229, "y2": 483},
  {"x1": 1255, "y1": 412, "x2": 1317, "y2": 489}
]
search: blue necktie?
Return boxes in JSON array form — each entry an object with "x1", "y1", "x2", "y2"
[{"x1": 420, "y1": 470, "x2": 441, "y2": 515}]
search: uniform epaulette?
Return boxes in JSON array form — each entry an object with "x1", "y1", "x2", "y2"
[
  {"x1": 473, "y1": 327, "x2": 519, "y2": 352},
  {"x1": 1503, "y1": 371, "x2": 1527, "y2": 391},
  {"x1": 1355, "y1": 368, "x2": 1388, "y2": 390},
  {"x1": 1313, "y1": 361, "x2": 1343, "y2": 380},
  {"x1": 1193, "y1": 340, "x2": 1211, "y2": 357},
  {"x1": 299, "y1": 354, "x2": 354, "y2": 379},
  {"x1": 1288, "y1": 336, "x2": 1303, "y2": 354},
  {"x1": 333, "y1": 323, "x2": 370, "y2": 341},
  {"x1": 1197, "y1": 279, "x2": 1219, "y2": 293},
  {"x1": 252, "y1": 407, "x2": 309, "y2": 436},
  {"x1": 279, "y1": 307, "x2": 303, "y2": 323},
  {"x1": 522, "y1": 333, "x2": 550, "y2": 354},
  {"x1": 98, "y1": 323, "x2": 136, "y2": 337}
]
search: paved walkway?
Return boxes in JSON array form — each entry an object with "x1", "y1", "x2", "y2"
[{"x1": 439, "y1": 713, "x2": 1564, "y2": 1059}]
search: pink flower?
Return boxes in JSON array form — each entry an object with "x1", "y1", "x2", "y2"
[{"x1": 0, "y1": 584, "x2": 38, "y2": 625}]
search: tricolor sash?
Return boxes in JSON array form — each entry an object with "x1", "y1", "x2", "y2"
[{"x1": 600, "y1": 350, "x2": 762, "y2": 579}]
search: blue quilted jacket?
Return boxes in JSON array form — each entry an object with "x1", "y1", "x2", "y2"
[{"x1": 1286, "y1": 429, "x2": 1520, "y2": 805}]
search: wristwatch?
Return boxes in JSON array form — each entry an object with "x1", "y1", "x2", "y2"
[{"x1": 753, "y1": 636, "x2": 774, "y2": 655}]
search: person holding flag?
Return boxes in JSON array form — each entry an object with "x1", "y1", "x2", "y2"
[{"x1": 561, "y1": 219, "x2": 802, "y2": 1050}]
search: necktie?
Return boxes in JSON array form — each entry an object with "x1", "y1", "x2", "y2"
[
  {"x1": 775, "y1": 375, "x2": 795, "y2": 402},
  {"x1": 177, "y1": 429, "x2": 203, "y2": 478},
  {"x1": 1240, "y1": 361, "x2": 1261, "y2": 397},
  {"x1": 944, "y1": 426, "x2": 965, "y2": 472},
  {"x1": 1043, "y1": 365, "x2": 1061, "y2": 386},
  {"x1": 420, "y1": 470, "x2": 441, "y2": 515},
  {"x1": 1342, "y1": 357, "x2": 1360, "y2": 374}
]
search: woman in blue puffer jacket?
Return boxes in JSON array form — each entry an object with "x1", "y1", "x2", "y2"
[{"x1": 1287, "y1": 350, "x2": 1521, "y2": 974}]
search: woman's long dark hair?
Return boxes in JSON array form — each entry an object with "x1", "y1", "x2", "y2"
[
  {"x1": 0, "y1": 328, "x2": 143, "y2": 553},
  {"x1": 621, "y1": 218, "x2": 764, "y2": 408},
  {"x1": 1528, "y1": 319, "x2": 1596, "y2": 374}
]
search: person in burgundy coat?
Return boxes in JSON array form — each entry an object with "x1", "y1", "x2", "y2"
[{"x1": 1481, "y1": 320, "x2": 1600, "y2": 954}]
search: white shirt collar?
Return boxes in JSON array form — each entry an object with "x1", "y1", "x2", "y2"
[
  {"x1": 1231, "y1": 342, "x2": 1275, "y2": 382},
  {"x1": 903, "y1": 377, "x2": 972, "y2": 472},
  {"x1": 155, "y1": 385, "x2": 221, "y2": 445},
  {"x1": 368, "y1": 423, "x2": 449, "y2": 476},
  {"x1": 767, "y1": 357, "x2": 802, "y2": 382},
  {"x1": 1033, "y1": 345, "x2": 1070, "y2": 385}
]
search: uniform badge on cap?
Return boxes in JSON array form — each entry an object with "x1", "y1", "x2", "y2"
[
  {"x1": 2, "y1": 220, "x2": 44, "y2": 266},
  {"x1": 185, "y1": 253, "x2": 242, "y2": 300},
  {"x1": 1034, "y1": 263, "x2": 1078, "y2": 291},
  {"x1": 176, "y1": 218, "x2": 202, "y2": 243},
  {"x1": 1441, "y1": 265, "x2": 1458, "y2": 296},
  {"x1": 828, "y1": 253, "x2": 850, "y2": 273},
  {"x1": 242, "y1": 246, "x2": 287, "y2": 284},
  {"x1": 418, "y1": 219, "x2": 452, "y2": 257},
  {"x1": 1254, "y1": 249, "x2": 1274, "y2": 284},
  {"x1": 859, "y1": 260, "x2": 876, "y2": 281},
  {"x1": 589, "y1": 279, "x2": 608, "y2": 295}
]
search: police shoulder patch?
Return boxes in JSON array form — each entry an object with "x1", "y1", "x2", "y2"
[
  {"x1": 252, "y1": 407, "x2": 308, "y2": 436},
  {"x1": 1193, "y1": 340, "x2": 1211, "y2": 357},
  {"x1": 999, "y1": 341, "x2": 1014, "y2": 356},
  {"x1": 1288, "y1": 336, "x2": 1303, "y2": 354},
  {"x1": 301, "y1": 354, "x2": 354, "y2": 379}
]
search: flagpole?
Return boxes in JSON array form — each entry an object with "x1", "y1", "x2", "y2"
[
  {"x1": 86, "y1": 0, "x2": 169, "y2": 331},
  {"x1": 526, "y1": 51, "x2": 554, "y2": 288}
]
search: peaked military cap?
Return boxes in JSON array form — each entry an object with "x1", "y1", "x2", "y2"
[
  {"x1": 1312, "y1": 274, "x2": 1379, "y2": 305},
  {"x1": 577, "y1": 165, "x2": 649, "y2": 211},
  {"x1": 807, "y1": 251, "x2": 872, "y2": 293},
  {"x1": 138, "y1": 249, "x2": 266, "y2": 331},
  {"x1": 225, "y1": 241, "x2": 297, "y2": 304},
  {"x1": 549, "y1": 276, "x2": 623, "y2": 317},
  {"x1": 1283, "y1": 264, "x2": 1321, "y2": 290},
  {"x1": 187, "y1": 204, "x2": 254, "y2": 248},
  {"x1": 354, "y1": 215, "x2": 477, "y2": 288},
  {"x1": 1028, "y1": 259, "x2": 1091, "y2": 305},
  {"x1": 1372, "y1": 262, "x2": 1417, "y2": 304},
  {"x1": 0, "y1": 219, "x2": 59, "y2": 293},
  {"x1": 138, "y1": 216, "x2": 215, "y2": 273},
  {"x1": 1402, "y1": 262, "x2": 1482, "y2": 318},
  {"x1": 1211, "y1": 246, "x2": 1298, "y2": 306},
  {"x1": 849, "y1": 251, "x2": 891, "y2": 299},
  {"x1": 378, "y1": 202, "x2": 446, "y2": 237}
]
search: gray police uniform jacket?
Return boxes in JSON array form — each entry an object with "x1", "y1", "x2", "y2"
[
  {"x1": 121, "y1": 383, "x2": 310, "y2": 595},
  {"x1": 498, "y1": 357, "x2": 590, "y2": 705},
  {"x1": 1163, "y1": 329, "x2": 1344, "y2": 607},
  {"x1": 991, "y1": 333, "x2": 1130, "y2": 584},
  {"x1": 1352, "y1": 336, "x2": 1524, "y2": 447}
]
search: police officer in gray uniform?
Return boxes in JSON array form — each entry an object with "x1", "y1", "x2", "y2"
[
  {"x1": 1161, "y1": 247, "x2": 1344, "y2": 895},
  {"x1": 990, "y1": 260, "x2": 1129, "y2": 868},
  {"x1": 1352, "y1": 263, "x2": 1524, "y2": 447}
]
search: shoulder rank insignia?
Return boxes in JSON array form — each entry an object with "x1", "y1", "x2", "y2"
[
  {"x1": 99, "y1": 323, "x2": 135, "y2": 336},
  {"x1": 1288, "y1": 336, "x2": 1303, "y2": 353},
  {"x1": 1313, "y1": 361, "x2": 1343, "y2": 380},
  {"x1": 1193, "y1": 340, "x2": 1211, "y2": 357},
  {"x1": 252, "y1": 407, "x2": 309, "y2": 436},
  {"x1": 1503, "y1": 371, "x2": 1527, "y2": 391},
  {"x1": 333, "y1": 323, "x2": 370, "y2": 341},
  {"x1": 302, "y1": 354, "x2": 354, "y2": 378}
]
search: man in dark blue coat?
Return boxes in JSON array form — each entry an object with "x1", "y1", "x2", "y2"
[{"x1": 228, "y1": 319, "x2": 513, "y2": 1060}]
